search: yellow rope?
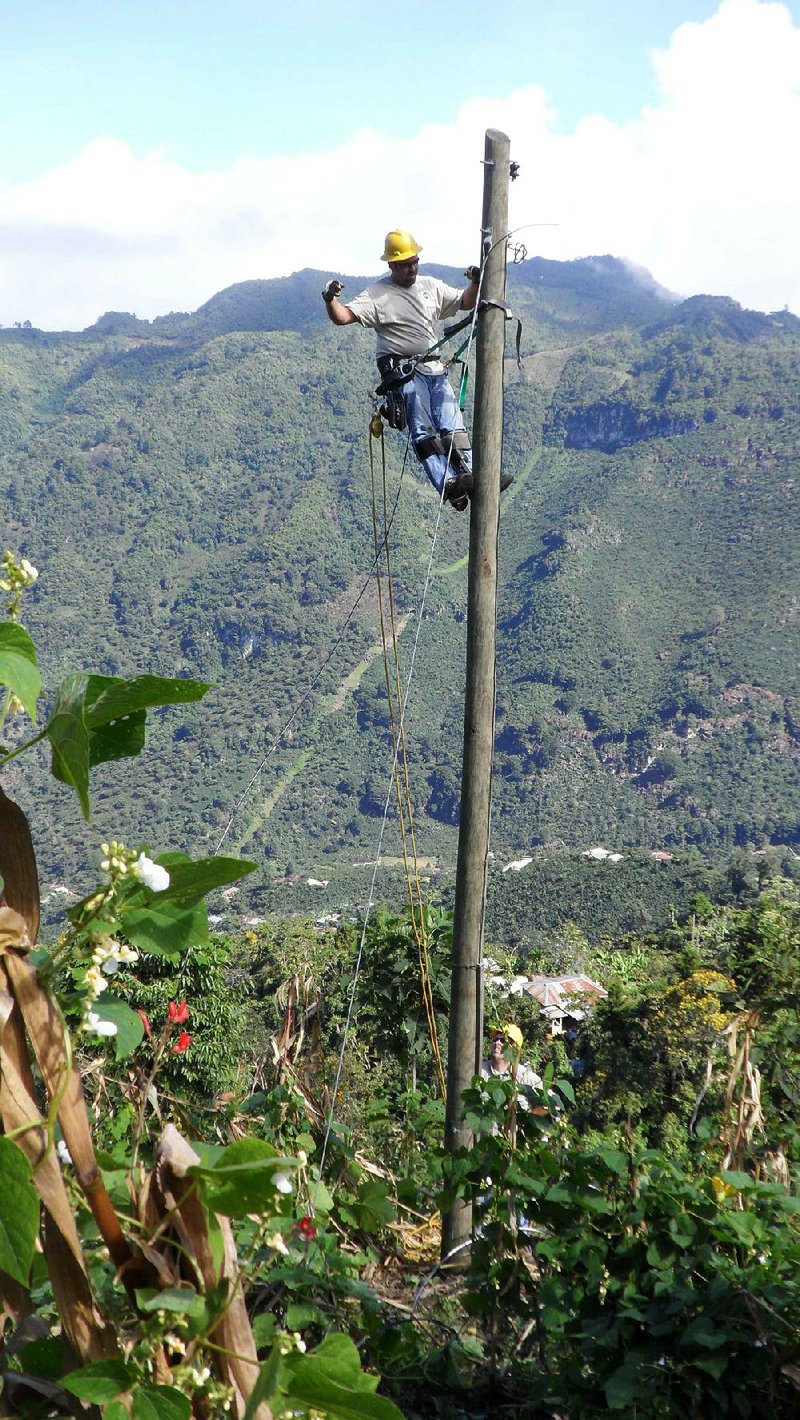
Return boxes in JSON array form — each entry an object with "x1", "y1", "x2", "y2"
[
  {"x1": 377, "y1": 435, "x2": 447, "y2": 1101},
  {"x1": 368, "y1": 418, "x2": 447, "y2": 1099},
  {"x1": 368, "y1": 423, "x2": 416, "y2": 911}
]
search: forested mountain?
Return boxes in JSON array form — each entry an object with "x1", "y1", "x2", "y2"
[{"x1": 2, "y1": 256, "x2": 798, "y2": 941}]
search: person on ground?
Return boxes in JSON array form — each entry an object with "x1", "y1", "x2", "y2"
[
  {"x1": 322, "y1": 228, "x2": 513, "y2": 512},
  {"x1": 481, "y1": 1022, "x2": 543, "y2": 1099},
  {"x1": 479, "y1": 1023, "x2": 544, "y2": 1233}
]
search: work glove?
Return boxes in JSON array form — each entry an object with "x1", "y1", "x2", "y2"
[
  {"x1": 464, "y1": 265, "x2": 481, "y2": 284},
  {"x1": 322, "y1": 279, "x2": 344, "y2": 302}
]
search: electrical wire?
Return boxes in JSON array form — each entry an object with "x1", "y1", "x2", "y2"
[{"x1": 212, "y1": 432, "x2": 411, "y2": 856}]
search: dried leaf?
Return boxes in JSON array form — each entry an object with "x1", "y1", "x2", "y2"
[
  {"x1": 153, "y1": 1125, "x2": 271, "y2": 1420},
  {"x1": 4, "y1": 951, "x2": 98, "y2": 1178},
  {"x1": 0, "y1": 789, "x2": 40, "y2": 945},
  {"x1": 3, "y1": 1312, "x2": 50, "y2": 1354},
  {"x1": 0, "y1": 962, "x2": 117, "y2": 1363},
  {"x1": 4, "y1": 948, "x2": 156, "y2": 1293},
  {"x1": 0, "y1": 904, "x2": 31, "y2": 955},
  {"x1": 0, "y1": 1266, "x2": 34, "y2": 1333}
]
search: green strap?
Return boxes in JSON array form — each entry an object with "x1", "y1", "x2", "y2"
[
  {"x1": 419, "y1": 308, "x2": 478, "y2": 361},
  {"x1": 456, "y1": 362, "x2": 469, "y2": 411},
  {"x1": 414, "y1": 295, "x2": 523, "y2": 388}
]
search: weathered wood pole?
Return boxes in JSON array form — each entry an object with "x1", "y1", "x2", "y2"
[{"x1": 441, "y1": 128, "x2": 510, "y2": 1259}]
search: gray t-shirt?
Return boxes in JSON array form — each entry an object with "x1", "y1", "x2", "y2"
[
  {"x1": 480, "y1": 1059, "x2": 543, "y2": 1107},
  {"x1": 346, "y1": 274, "x2": 463, "y2": 373}
]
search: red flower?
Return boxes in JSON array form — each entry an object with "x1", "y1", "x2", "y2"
[
  {"x1": 171, "y1": 1030, "x2": 193, "y2": 1054},
  {"x1": 137, "y1": 1010, "x2": 152, "y2": 1039},
  {"x1": 294, "y1": 1216, "x2": 316, "y2": 1242},
  {"x1": 168, "y1": 1000, "x2": 189, "y2": 1024}
]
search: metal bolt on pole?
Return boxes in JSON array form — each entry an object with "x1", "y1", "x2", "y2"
[{"x1": 441, "y1": 128, "x2": 510, "y2": 1261}]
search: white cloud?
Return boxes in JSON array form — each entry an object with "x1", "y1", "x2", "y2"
[{"x1": 1, "y1": 0, "x2": 798, "y2": 330}]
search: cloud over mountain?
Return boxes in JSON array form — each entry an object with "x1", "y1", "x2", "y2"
[{"x1": 1, "y1": 0, "x2": 797, "y2": 329}]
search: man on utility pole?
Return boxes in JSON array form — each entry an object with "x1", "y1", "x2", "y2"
[
  {"x1": 441, "y1": 129, "x2": 512, "y2": 1261},
  {"x1": 322, "y1": 230, "x2": 511, "y2": 511}
]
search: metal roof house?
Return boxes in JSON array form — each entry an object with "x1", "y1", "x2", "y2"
[{"x1": 524, "y1": 974, "x2": 608, "y2": 1035}]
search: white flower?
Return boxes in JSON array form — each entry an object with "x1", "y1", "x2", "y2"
[
  {"x1": 133, "y1": 853, "x2": 170, "y2": 892},
  {"x1": 265, "y1": 1232, "x2": 289, "y2": 1255},
  {"x1": 56, "y1": 1140, "x2": 72, "y2": 1165},
  {"x1": 19, "y1": 559, "x2": 38, "y2": 584},
  {"x1": 86, "y1": 1011, "x2": 118, "y2": 1038},
  {"x1": 85, "y1": 966, "x2": 109, "y2": 995},
  {"x1": 92, "y1": 935, "x2": 139, "y2": 975},
  {"x1": 272, "y1": 1171, "x2": 293, "y2": 1195}
]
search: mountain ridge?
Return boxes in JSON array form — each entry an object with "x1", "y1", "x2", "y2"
[
  {"x1": 1, "y1": 255, "x2": 797, "y2": 942},
  {"x1": 76, "y1": 254, "x2": 676, "y2": 341}
]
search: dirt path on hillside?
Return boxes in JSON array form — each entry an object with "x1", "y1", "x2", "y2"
[{"x1": 232, "y1": 614, "x2": 412, "y2": 849}]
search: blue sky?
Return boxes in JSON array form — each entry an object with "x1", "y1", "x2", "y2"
[
  {"x1": 2, "y1": 0, "x2": 726, "y2": 177},
  {"x1": 1, "y1": 0, "x2": 798, "y2": 328}
]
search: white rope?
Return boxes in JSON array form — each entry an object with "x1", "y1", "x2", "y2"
[{"x1": 313, "y1": 268, "x2": 487, "y2": 1203}]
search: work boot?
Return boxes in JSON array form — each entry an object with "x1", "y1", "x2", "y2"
[
  {"x1": 444, "y1": 472, "x2": 474, "y2": 510},
  {"x1": 448, "y1": 472, "x2": 512, "y2": 499}
]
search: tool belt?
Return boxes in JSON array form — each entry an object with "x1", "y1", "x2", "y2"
[
  {"x1": 374, "y1": 355, "x2": 418, "y2": 432},
  {"x1": 375, "y1": 354, "x2": 418, "y2": 394}
]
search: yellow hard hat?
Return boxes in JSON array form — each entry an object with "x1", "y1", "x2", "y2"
[{"x1": 381, "y1": 229, "x2": 422, "y2": 264}]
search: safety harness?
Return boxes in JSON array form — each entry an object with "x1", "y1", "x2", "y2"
[{"x1": 373, "y1": 297, "x2": 523, "y2": 433}]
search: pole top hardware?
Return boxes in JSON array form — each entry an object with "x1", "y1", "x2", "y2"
[{"x1": 510, "y1": 161, "x2": 520, "y2": 180}]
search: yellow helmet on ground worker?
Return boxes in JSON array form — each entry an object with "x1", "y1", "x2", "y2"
[
  {"x1": 491, "y1": 1022, "x2": 524, "y2": 1050},
  {"x1": 381, "y1": 229, "x2": 422, "y2": 264}
]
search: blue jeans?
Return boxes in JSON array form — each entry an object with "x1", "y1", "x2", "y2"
[{"x1": 401, "y1": 370, "x2": 472, "y2": 495}]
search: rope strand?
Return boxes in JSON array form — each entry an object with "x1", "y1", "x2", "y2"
[{"x1": 314, "y1": 258, "x2": 487, "y2": 1197}]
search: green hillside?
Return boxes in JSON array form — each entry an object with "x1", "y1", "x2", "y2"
[{"x1": 1, "y1": 258, "x2": 798, "y2": 937}]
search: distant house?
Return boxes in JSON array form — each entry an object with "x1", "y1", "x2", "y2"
[{"x1": 524, "y1": 973, "x2": 608, "y2": 1036}]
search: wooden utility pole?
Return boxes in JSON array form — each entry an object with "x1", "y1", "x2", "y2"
[{"x1": 441, "y1": 128, "x2": 510, "y2": 1259}]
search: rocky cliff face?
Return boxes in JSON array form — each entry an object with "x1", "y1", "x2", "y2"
[{"x1": 563, "y1": 400, "x2": 697, "y2": 452}]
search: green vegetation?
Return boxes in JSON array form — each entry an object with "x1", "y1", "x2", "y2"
[
  {"x1": 1, "y1": 253, "x2": 798, "y2": 1413},
  {"x1": 1, "y1": 257, "x2": 798, "y2": 937},
  {"x1": 3, "y1": 265, "x2": 795, "y2": 937},
  {"x1": 2, "y1": 562, "x2": 800, "y2": 1417}
]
